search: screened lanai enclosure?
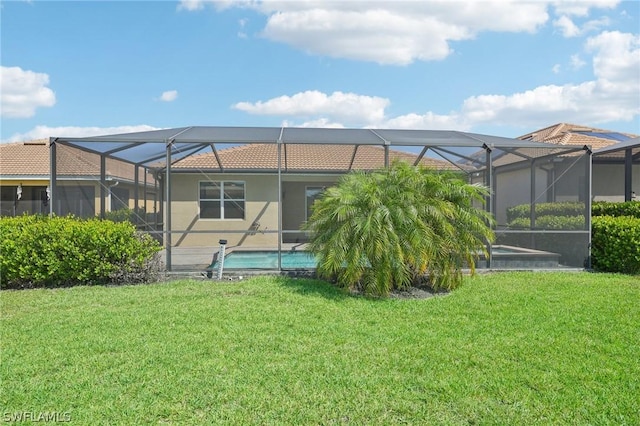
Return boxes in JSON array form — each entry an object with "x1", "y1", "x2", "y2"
[{"x1": 50, "y1": 126, "x2": 592, "y2": 272}]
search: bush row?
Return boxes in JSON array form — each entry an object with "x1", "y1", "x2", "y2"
[
  {"x1": 591, "y1": 215, "x2": 640, "y2": 274},
  {"x1": 592, "y1": 201, "x2": 640, "y2": 218},
  {"x1": 506, "y1": 202, "x2": 585, "y2": 222},
  {"x1": 0, "y1": 215, "x2": 162, "y2": 289},
  {"x1": 506, "y1": 215, "x2": 585, "y2": 230}
]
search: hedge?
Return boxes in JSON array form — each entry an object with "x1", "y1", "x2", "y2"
[
  {"x1": 592, "y1": 201, "x2": 640, "y2": 218},
  {"x1": 0, "y1": 215, "x2": 162, "y2": 289},
  {"x1": 507, "y1": 215, "x2": 586, "y2": 230},
  {"x1": 591, "y1": 215, "x2": 640, "y2": 274},
  {"x1": 506, "y1": 202, "x2": 586, "y2": 223}
]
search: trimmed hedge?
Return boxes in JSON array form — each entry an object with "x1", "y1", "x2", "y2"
[
  {"x1": 506, "y1": 215, "x2": 585, "y2": 230},
  {"x1": 506, "y1": 202, "x2": 585, "y2": 223},
  {"x1": 591, "y1": 215, "x2": 640, "y2": 274},
  {"x1": 0, "y1": 215, "x2": 162, "y2": 289},
  {"x1": 592, "y1": 201, "x2": 640, "y2": 218}
]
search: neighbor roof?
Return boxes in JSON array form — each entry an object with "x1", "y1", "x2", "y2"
[
  {"x1": 0, "y1": 139, "x2": 148, "y2": 182},
  {"x1": 0, "y1": 139, "x2": 50, "y2": 177},
  {"x1": 518, "y1": 123, "x2": 638, "y2": 151}
]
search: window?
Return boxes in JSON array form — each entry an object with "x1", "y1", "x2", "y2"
[
  {"x1": 200, "y1": 181, "x2": 245, "y2": 219},
  {"x1": 111, "y1": 187, "x2": 129, "y2": 211},
  {"x1": 306, "y1": 186, "x2": 325, "y2": 220}
]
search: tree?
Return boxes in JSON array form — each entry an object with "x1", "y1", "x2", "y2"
[{"x1": 304, "y1": 161, "x2": 495, "y2": 296}]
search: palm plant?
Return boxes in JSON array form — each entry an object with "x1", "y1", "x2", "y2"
[{"x1": 304, "y1": 161, "x2": 494, "y2": 296}]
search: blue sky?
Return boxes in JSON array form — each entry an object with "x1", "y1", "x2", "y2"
[{"x1": 1, "y1": 0, "x2": 639, "y2": 143}]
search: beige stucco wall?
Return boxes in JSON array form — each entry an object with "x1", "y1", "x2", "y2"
[
  {"x1": 281, "y1": 175, "x2": 339, "y2": 242},
  {"x1": 169, "y1": 174, "x2": 280, "y2": 247},
  {"x1": 592, "y1": 163, "x2": 640, "y2": 201},
  {"x1": 494, "y1": 168, "x2": 549, "y2": 225}
]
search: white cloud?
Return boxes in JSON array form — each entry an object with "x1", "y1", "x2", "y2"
[
  {"x1": 233, "y1": 90, "x2": 389, "y2": 125},
  {"x1": 552, "y1": 64, "x2": 562, "y2": 74},
  {"x1": 181, "y1": 1, "x2": 551, "y2": 65},
  {"x1": 158, "y1": 90, "x2": 178, "y2": 102},
  {"x1": 4, "y1": 125, "x2": 161, "y2": 143},
  {"x1": 282, "y1": 118, "x2": 345, "y2": 128},
  {"x1": 231, "y1": 29, "x2": 639, "y2": 131},
  {"x1": 553, "y1": 0, "x2": 619, "y2": 17},
  {"x1": 554, "y1": 14, "x2": 611, "y2": 37},
  {"x1": 570, "y1": 54, "x2": 586, "y2": 69},
  {"x1": 554, "y1": 15, "x2": 581, "y2": 37},
  {"x1": 1, "y1": 66, "x2": 56, "y2": 118}
]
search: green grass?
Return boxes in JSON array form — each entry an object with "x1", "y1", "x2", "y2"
[{"x1": 1, "y1": 272, "x2": 639, "y2": 425}]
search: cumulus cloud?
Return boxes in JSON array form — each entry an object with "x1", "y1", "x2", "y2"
[
  {"x1": 158, "y1": 90, "x2": 178, "y2": 102},
  {"x1": 552, "y1": 0, "x2": 619, "y2": 17},
  {"x1": 179, "y1": 1, "x2": 620, "y2": 65},
  {"x1": 554, "y1": 14, "x2": 611, "y2": 37},
  {"x1": 4, "y1": 125, "x2": 161, "y2": 143},
  {"x1": 554, "y1": 15, "x2": 581, "y2": 37},
  {"x1": 231, "y1": 29, "x2": 638, "y2": 131},
  {"x1": 179, "y1": 1, "x2": 551, "y2": 65},
  {"x1": 233, "y1": 90, "x2": 389, "y2": 126},
  {"x1": 1, "y1": 66, "x2": 56, "y2": 118},
  {"x1": 456, "y1": 30, "x2": 639, "y2": 127}
]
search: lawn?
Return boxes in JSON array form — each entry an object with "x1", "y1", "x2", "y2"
[{"x1": 1, "y1": 272, "x2": 639, "y2": 425}]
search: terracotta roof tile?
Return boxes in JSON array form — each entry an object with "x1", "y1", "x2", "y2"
[
  {"x1": 518, "y1": 122, "x2": 638, "y2": 150},
  {"x1": 0, "y1": 140, "x2": 153, "y2": 183},
  {"x1": 172, "y1": 143, "x2": 455, "y2": 171}
]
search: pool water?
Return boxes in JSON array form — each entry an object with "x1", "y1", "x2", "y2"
[
  {"x1": 211, "y1": 245, "x2": 560, "y2": 270},
  {"x1": 213, "y1": 250, "x2": 318, "y2": 269}
]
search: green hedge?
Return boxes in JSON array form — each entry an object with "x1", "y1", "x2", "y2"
[
  {"x1": 591, "y1": 216, "x2": 640, "y2": 274},
  {"x1": 507, "y1": 215, "x2": 585, "y2": 230},
  {"x1": 506, "y1": 202, "x2": 585, "y2": 222},
  {"x1": 592, "y1": 201, "x2": 640, "y2": 218},
  {"x1": 0, "y1": 215, "x2": 162, "y2": 289}
]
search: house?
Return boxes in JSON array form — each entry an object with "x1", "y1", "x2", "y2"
[
  {"x1": 518, "y1": 123, "x2": 639, "y2": 202},
  {"x1": 44, "y1": 126, "x2": 591, "y2": 270},
  {"x1": 167, "y1": 143, "x2": 456, "y2": 247},
  {"x1": 0, "y1": 139, "x2": 158, "y2": 219}
]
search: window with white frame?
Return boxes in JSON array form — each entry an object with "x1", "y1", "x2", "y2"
[{"x1": 199, "y1": 181, "x2": 245, "y2": 219}]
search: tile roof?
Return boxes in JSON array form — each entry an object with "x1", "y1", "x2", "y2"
[
  {"x1": 0, "y1": 140, "x2": 153, "y2": 182},
  {"x1": 172, "y1": 143, "x2": 456, "y2": 171},
  {"x1": 518, "y1": 122, "x2": 638, "y2": 151},
  {"x1": 0, "y1": 139, "x2": 50, "y2": 176}
]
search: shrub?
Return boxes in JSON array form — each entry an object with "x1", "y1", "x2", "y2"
[
  {"x1": 0, "y1": 215, "x2": 162, "y2": 289},
  {"x1": 506, "y1": 202, "x2": 585, "y2": 222},
  {"x1": 507, "y1": 215, "x2": 585, "y2": 230},
  {"x1": 592, "y1": 201, "x2": 640, "y2": 218},
  {"x1": 304, "y1": 161, "x2": 494, "y2": 296},
  {"x1": 591, "y1": 215, "x2": 640, "y2": 274}
]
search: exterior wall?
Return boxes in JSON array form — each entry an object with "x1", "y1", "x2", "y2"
[
  {"x1": 167, "y1": 173, "x2": 341, "y2": 247},
  {"x1": 282, "y1": 175, "x2": 340, "y2": 243},
  {"x1": 169, "y1": 173, "x2": 280, "y2": 247},
  {"x1": 494, "y1": 168, "x2": 548, "y2": 226},
  {"x1": 592, "y1": 163, "x2": 640, "y2": 201}
]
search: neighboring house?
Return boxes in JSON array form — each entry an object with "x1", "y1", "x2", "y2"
[
  {"x1": 168, "y1": 143, "x2": 456, "y2": 247},
  {"x1": 518, "y1": 123, "x2": 639, "y2": 203},
  {"x1": 0, "y1": 139, "x2": 158, "y2": 218}
]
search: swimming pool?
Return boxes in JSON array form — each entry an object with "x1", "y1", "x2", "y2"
[{"x1": 210, "y1": 245, "x2": 560, "y2": 270}]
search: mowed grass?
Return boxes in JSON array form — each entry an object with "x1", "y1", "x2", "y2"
[{"x1": 1, "y1": 272, "x2": 639, "y2": 425}]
